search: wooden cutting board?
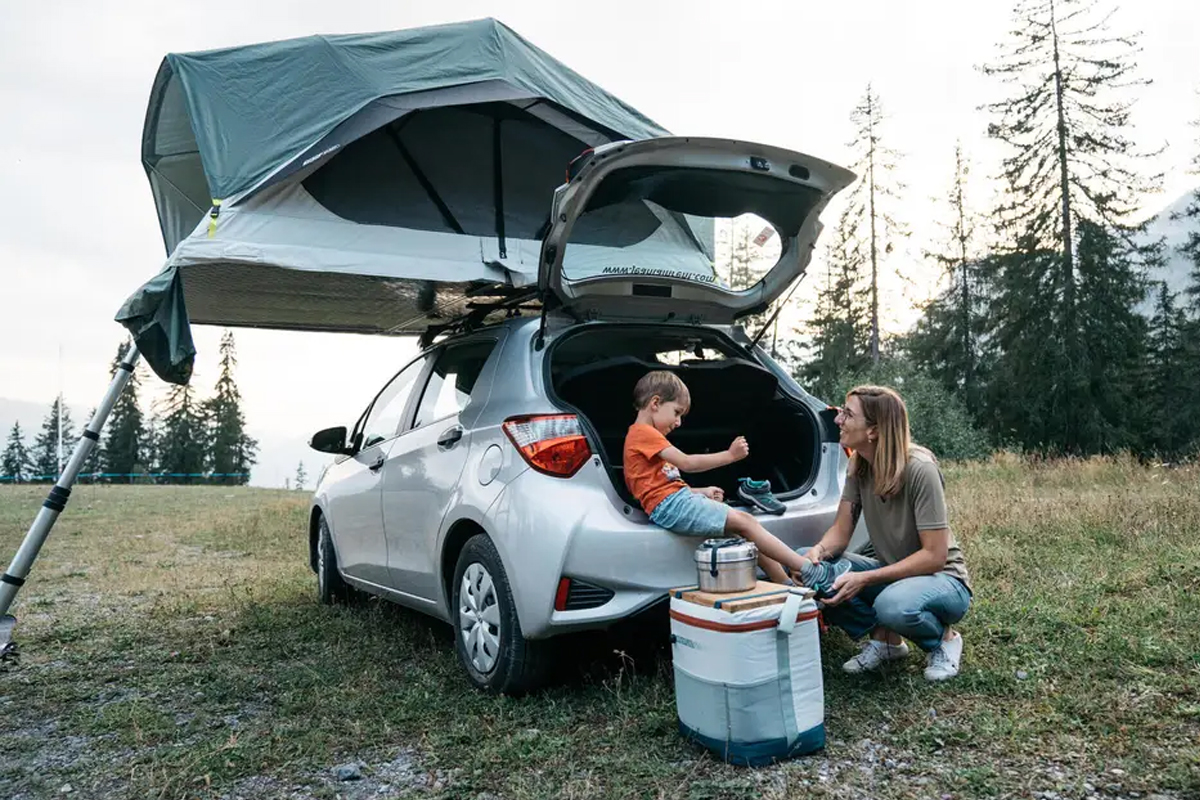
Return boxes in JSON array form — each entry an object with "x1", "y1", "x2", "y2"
[{"x1": 669, "y1": 580, "x2": 812, "y2": 612}]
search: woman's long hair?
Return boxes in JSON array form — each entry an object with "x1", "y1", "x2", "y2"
[{"x1": 847, "y1": 385, "x2": 931, "y2": 498}]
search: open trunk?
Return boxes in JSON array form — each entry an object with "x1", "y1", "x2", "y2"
[{"x1": 548, "y1": 324, "x2": 822, "y2": 508}]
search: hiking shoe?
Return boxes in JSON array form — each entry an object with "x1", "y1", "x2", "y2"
[
  {"x1": 842, "y1": 639, "x2": 910, "y2": 674},
  {"x1": 924, "y1": 632, "x2": 963, "y2": 682},
  {"x1": 799, "y1": 557, "x2": 853, "y2": 598},
  {"x1": 738, "y1": 477, "x2": 786, "y2": 515}
]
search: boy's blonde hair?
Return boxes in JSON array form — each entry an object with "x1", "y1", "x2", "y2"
[{"x1": 633, "y1": 370, "x2": 690, "y2": 411}]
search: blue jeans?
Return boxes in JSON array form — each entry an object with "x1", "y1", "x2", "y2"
[{"x1": 798, "y1": 549, "x2": 971, "y2": 652}]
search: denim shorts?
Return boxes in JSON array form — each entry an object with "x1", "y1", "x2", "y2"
[{"x1": 649, "y1": 488, "x2": 729, "y2": 537}]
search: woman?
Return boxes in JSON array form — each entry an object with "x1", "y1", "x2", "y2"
[{"x1": 800, "y1": 385, "x2": 972, "y2": 681}]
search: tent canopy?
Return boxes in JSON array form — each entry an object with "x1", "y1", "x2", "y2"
[
  {"x1": 143, "y1": 17, "x2": 667, "y2": 253},
  {"x1": 123, "y1": 18, "x2": 669, "y2": 384}
]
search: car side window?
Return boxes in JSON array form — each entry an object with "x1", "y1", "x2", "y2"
[
  {"x1": 411, "y1": 340, "x2": 497, "y2": 430},
  {"x1": 361, "y1": 357, "x2": 427, "y2": 449}
]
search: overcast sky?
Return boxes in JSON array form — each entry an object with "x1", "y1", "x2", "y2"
[{"x1": 1, "y1": 0, "x2": 1197, "y2": 484}]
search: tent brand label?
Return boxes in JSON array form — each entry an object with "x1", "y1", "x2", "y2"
[
  {"x1": 600, "y1": 266, "x2": 717, "y2": 283},
  {"x1": 302, "y1": 144, "x2": 341, "y2": 167}
]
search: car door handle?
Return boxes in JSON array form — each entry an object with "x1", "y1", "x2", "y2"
[
  {"x1": 368, "y1": 454, "x2": 385, "y2": 472},
  {"x1": 437, "y1": 426, "x2": 464, "y2": 449}
]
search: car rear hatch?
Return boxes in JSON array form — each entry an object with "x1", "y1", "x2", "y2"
[{"x1": 538, "y1": 137, "x2": 855, "y2": 324}]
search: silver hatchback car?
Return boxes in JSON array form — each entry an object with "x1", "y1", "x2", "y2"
[{"x1": 306, "y1": 137, "x2": 860, "y2": 693}]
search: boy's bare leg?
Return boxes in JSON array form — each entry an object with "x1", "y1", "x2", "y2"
[
  {"x1": 725, "y1": 509, "x2": 812, "y2": 577},
  {"x1": 758, "y1": 553, "x2": 790, "y2": 584}
]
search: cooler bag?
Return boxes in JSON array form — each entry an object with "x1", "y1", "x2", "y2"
[{"x1": 669, "y1": 582, "x2": 825, "y2": 766}]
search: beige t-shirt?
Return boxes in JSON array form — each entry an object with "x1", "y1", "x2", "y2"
[{"x1": 841, "y1": 450, "x2": 972, "y2": 593}]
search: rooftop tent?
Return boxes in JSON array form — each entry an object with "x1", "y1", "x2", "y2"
[{"x1": 120, "y1": 18, "x2": 669, "y2": 384}]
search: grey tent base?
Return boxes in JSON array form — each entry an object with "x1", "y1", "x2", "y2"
[{"x1": 0, "y1": 344, "x2": 142, "y2": 658}]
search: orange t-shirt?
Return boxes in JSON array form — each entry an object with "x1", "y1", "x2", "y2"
[{"x1": 624, "y1": 423, "x2": 687, "y2": 513}]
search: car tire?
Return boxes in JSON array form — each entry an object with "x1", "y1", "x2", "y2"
[
  {"x1": 316, "y1": 515, "x2": 357, "y2": 605},
  {"x1": 452, "y1": 534, "x2": 553, "y2": 695}
]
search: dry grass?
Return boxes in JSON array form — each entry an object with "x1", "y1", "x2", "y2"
[{"x1": 1, "y1": 458, "x2": 1198, "y2": 799}]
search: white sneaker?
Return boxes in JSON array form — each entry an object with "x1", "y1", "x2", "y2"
[
  {"x1": 842, "y1": 639, "x2": 911, "y2": 673},
  {"x1": 924, "y1": 632, "x2": 963, "y2": 681}
]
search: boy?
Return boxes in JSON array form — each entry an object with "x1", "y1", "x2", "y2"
[{"x1": 624, "y1": 370, "x2": 847, "y2": 589}]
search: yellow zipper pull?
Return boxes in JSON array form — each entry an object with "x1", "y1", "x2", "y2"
[{"x1": 207, "y1": 199, "x2": 223, "y2": 238}]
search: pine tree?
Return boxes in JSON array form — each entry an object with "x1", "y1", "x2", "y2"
[
  {"x1": 1144, "y1": 283, "x2": 1192, "y2": 458},
  {"x1": 980, "y1": 0, "x2": 1161, "y2": 453},
  {"x1": 2, "y1": 422, "x2": 31, "y2": 483},
  {"x1": 801, "y1": 208, "x2": 871, "y2": 398},
  {"x1": 203, "y1": 331, "x2": 257, "y2": 486},
  {"x1": 978, "y1": 245, "x2": 1067, "y2": 449},
  {"x1": 1168, "y1": 106, "x2": 1200, "y2": 317},
  {"x1": 907, "y1": 144, "x2": 989, "y2": 414},
  {"x1": 1073, "y1": 219, "x2": 1149, "y2": 452},
  {"x1": 295, "y1": 461, "x2": 307, "y2": 491},
  {"x1": 842, "y1": 84, "x2": 908, "y2": 364},
  {"x1": 1167, "y1": 108, "x2": 1200, "y2": 457},
  {"x1": 102, "y1": 342, "x2": 145, "y2": 484},
  {"x1": 158, "y1": 382, "x2": 207, "y2": 484},
  {"x1": 719, "y1": 218, "x2": 775, "y2": 338},
  {"x1": 30, "y1": 398, "x2": 74, "y2": 482},
  {"x1": 142, "y1": 411, "x2": 163, "y2": 482}
]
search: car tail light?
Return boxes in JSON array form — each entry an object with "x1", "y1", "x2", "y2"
[{"x1": 502, "y1": 414, "x2": 592, "y2": 477}]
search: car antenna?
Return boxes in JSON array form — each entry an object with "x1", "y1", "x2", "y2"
[{"x1": 747, "y1": 271, "x2": 809, "y2": 351}]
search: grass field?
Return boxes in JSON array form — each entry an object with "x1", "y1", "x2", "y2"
[{"x1": 1, "y1": 455, "x2": 1198, "y2": 799}]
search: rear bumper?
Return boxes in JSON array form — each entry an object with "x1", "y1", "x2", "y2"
[{"x1": 487, "y1": 447, "x2": 845, "y2": 639}]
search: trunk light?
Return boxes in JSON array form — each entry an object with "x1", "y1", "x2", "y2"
[
  {"x1": 554, "y1": 577, "x2": 571, "y2": 611},
  {"x1": 502, "y1": 414, "x2": 592, "y2": 477}
]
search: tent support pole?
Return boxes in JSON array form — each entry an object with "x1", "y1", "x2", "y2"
[{"x1": 0, "y1": 343, "x2": 141, "y2": 655}]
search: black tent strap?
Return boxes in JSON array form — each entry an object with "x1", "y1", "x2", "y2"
[
  {"x1": 493, "y1": 118, "x2": 506, "y2": 259},
  {"x1": 384, "y1": 125, "x2": 465, "y2": 235}
]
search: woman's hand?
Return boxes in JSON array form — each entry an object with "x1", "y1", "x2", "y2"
[
  {"x1": 823, "y1": 570, "x2": 871, "y2": 606},
  {"x1": 728, "y1": 436, "x2": 749, "y2": 461},
  {"x1": 697, "y1": 486, "x2": 724, "y2": 502}
]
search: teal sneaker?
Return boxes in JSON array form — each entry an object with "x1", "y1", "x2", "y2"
[{"x1": 738, "y1": 477, "x2": 786, "y2": 515}]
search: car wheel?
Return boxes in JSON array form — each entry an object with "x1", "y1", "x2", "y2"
[
  {"x1": 452, "y1": 534, "x2": 553, "y2": 695},
  {"x1": 316, "y1": 515, "x2": 357, "y2": 605}
]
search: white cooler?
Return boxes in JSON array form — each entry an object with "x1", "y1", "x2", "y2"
[{"x1": 669, "y1": 582, "x2": 825, "y2": 765}]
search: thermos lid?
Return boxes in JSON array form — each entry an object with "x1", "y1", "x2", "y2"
[{"x1": 693, "y1": 537, "x2": 758, "y2": 564}]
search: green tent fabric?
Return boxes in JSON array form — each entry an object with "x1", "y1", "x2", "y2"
[
  {"x1": 143, "y1": 17, "x2": 668, "y2": 254},
  {"x1": 114, "y1": 267, "x2": 196, "y2": 385}
]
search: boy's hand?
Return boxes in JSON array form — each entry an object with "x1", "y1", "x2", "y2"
[{"x1": 728, "y1": 436, "x2": 749, "y2": 461}]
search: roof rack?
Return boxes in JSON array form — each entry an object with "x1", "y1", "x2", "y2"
[{"x1": 418, "y1": 288, "x2": 541, "y2": 348}]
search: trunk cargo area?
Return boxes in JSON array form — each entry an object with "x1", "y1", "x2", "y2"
[{"x1": 548, "y1": 327, "x2": 822, "y2": 508}]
